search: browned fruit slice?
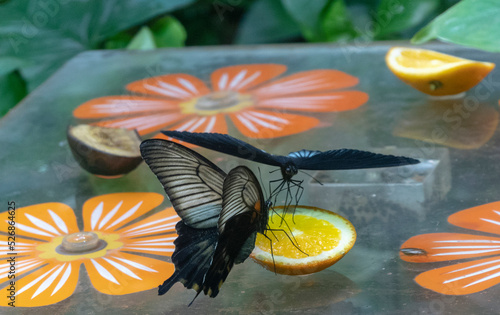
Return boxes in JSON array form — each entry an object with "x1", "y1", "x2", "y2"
[{"x1": 67, "y1": 124, "x2": 142, "y2": 176}]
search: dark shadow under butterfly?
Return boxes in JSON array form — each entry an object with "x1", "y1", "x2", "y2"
[
  {"x1": 140, "y1": 139, "x2": 270, "y2": 305},
  {"x1": 162, "y1": 131, "x2": 421, "y2": 214}
]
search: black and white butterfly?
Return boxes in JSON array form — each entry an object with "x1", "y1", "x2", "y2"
[
  {"x1": 161, "y1": 131, "x2": 421, "y2": 213},
  {"x1": 140, "y1": 139, "x2": 270, "y2": 304}
]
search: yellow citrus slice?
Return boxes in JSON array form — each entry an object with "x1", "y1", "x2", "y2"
[
  {"x1": 251, "y1": 206, "x2": 356, "y2": 275},
  {"x1": 386, "y1": 47, "x2": 495, "y2": 96}
]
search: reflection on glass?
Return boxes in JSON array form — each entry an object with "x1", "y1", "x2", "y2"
[{"x1": 393, "y1": 98, "x2": 499, "y2": 149}]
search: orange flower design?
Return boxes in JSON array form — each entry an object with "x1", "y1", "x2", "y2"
[
  {"x1": 73, "y1": 64, "x2": 368, "y2": 139},
  {"x1": 0, "y1": 193, "x2": 179, "y2": 307},
  {"x1": 401, "y1": 201, "x2": 500, "y2": 295}
]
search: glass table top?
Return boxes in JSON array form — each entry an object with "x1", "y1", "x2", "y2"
[{"x1": 1, "y1": 42, "x2": 500, "y2": 314}]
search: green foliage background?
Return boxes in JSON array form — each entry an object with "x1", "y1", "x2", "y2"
[{"x1": 0, "y1": 0, "x2": 496, "y2": 117}]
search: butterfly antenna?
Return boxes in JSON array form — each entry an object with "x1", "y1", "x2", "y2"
[{"x1": 298, "y1": 170, "x2": 323, "y2": 185}]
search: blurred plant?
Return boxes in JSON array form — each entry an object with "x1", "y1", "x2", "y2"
[
  {"x1": 0, "y1": 0, "x2": 474, "y2": 118},
  {"x1": 413, "y1": 0, "x2": 500, "y2": 52},
  {"x1": 0, "y1": 0, "x2": 194, "y2": 117}
]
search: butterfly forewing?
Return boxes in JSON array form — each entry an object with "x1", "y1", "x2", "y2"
[
  {"x1": 140, "y1": 139, "x2": 226, "y2": 229},
  {"x1": 162, "y1": 130, "x2": 283, "y2": 167},
  {"x1": 291, "y1": 148, "x2": 420, "y2": 170}
]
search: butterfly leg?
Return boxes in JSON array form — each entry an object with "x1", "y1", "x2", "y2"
[
  {"x1": 266, "y1": 228, "x2": 309, "y2": 257},
  {"x1": 267, "y1": 210, "x2": 301, "y2": 248},
  {"x1": 289, "y1": 179, "x2": 304, "y2": 224},
  {"x1": 262, "y1": 230, "x2": 277, "y2": 274},
  {"x1": 269, "y1": 179, "x2": 286, "y2": 224}
]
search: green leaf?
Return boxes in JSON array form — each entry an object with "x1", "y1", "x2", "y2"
[
  {"x1": 412, "y1": 0, "x2": 500, "y2": 52},
  {"x1": 375, "y1": 0, "x2": 439, "y2": 38},
  {"x1": 127, "y1": 27, "x2": 157, "y2": 50},
  {"x1": 104, "y1": 31, "x2": 134, "y2": 50},
  {"x1": 0, "y1": 71, "x2": 27, "y2": 117},
  {"x1": 0, "y1": 0, "x2": 195, "y2": 91},
  {"x1": 281, "y1": 0, "x2": 330, "y2": 35},
  {"x1": 320, "y1": 0, "x2": 358, "y2": 42},
  {"x1": 150, "y1": 16, "x2": 186, "y2": 47},
  {"x1": 0, "y1": 56, "x2": 27, "y2": 76},
  {"x1": 235, "y1": 0, "x2": 301, "y2": 44}
]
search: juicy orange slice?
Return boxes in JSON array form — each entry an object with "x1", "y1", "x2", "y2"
[
  {"x1": 386, "y1": 47, "x2": 495, "y2": 96},
  {"x1": 251, "y1": 206, "x2": 356, "y2": 275}
]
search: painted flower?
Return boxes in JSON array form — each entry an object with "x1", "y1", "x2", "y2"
[
  {"x1": 73, "y1": 64, "x2": 368, "y2": 139},
  {"x1": 0, "y1": 193, "x2": 179, "y2": 307},
  {"x1": 400, "y1": 201, "x2": 500, "y2": 295}
]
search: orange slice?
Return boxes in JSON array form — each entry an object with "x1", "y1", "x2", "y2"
[
  {"x1": 251, "y1": 206, "x2": 356, "y2": 275},
  {"x1": 386, "y1": 47, "x2": 495, "y2": 96}
]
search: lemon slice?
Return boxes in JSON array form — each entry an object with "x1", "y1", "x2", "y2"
[
  {"x1": 386, "y1": 47, "x2": 495, "y2": 96},
  {"x1": 251, "y1": 206, "x2": 356, "y2": 275}
]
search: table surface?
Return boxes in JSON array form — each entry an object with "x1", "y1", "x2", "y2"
[{"x1": 1, "y1": 41, "x2": 500, "y2": 314}]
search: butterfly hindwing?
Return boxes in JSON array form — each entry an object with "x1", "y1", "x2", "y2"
[
  {"x1": 140, "y1": 139, "x2": 226, "y2": 229},
  {"x1": 158, "y1": 221, "x2": 218, "y2": 295},
  {"x1": 202, "y1": 166, "x2": 268, "y2": 298},
  {"x1": 218, "y1": 165, "x2": 266, "y2": 234}
]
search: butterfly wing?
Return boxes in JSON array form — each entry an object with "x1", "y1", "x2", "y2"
[
  {"x1": 140, "y1": 139, "x2": 226, "y2": 229},
  {"x1": 158, "y1": 221, "x2": 218, "y2": 296},
  {"x1": 289, "y1": 149, "x2": 420, "y2": 170},
  {"x1": 202, "y1": 166, "x2": 267, "y2": 298},
  {"x1": 162, "y1": 130, "x2": 285, "y2": 167}
]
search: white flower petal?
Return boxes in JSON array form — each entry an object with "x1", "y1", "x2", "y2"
[
  {"x1": 32, "y1": 264, "x2": 65, "y2": 298},
  {"x1": 14, "y1": 222, "x2": 53, "y2": 237},
  {"x1": 48, "y1": 210, "x2": 68, "y2": 234},
  {"x1": 113, "y1": 257, "x2": 158, "y2": 273},
  {"x1": 52, "y1": 264, "x2": 72, "y2": 296},
  {"x1": 106, "y1": 201, "x2": 143, "y2": 230},
  {"x1": 91, "y1": 202, "x2": 104, "y2": 230},
  {"x1": 25, "y1": 213, "x2": 60, "y2": 235},
  {"x1": 16, "y1": 265, "x2": 59, "y2": 296},
  {"x1": 98, "y1": 201, "x2": 123, "y2": 230},
  {"x1": 90, "y1": 259, "x2": 119, "y2": 285},
  {"x1": 103, "y1": 258, "x2": 141, "y2": 280}
]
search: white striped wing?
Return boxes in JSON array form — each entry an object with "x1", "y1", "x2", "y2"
[
  {"x1": 218, "y1": 166, "x2": 264, "y2": 234},
  {"x1": 140, "y1": 139, "x2": 226, "y2": 229}
]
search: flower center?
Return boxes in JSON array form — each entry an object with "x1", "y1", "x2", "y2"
[
  {"x1": 61, "y1": 231, "x2": 101, "y2": 253},
  {"x1": 37, "y1": 231, "x2": 123, "y2": 262},
  {"x1": 180, "y1": 91, "x2": 254, "y2": 115}
]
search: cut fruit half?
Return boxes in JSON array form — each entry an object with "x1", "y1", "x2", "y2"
[
  {"x1": 251, "y1": 206, "x2": 356, "y2": 275},
  {"x1": 386, "y1": 47, "x2": 495, "y2": 96},
  {"x1": 67, "y1": 124, "x2": 143, "y2": 176}
]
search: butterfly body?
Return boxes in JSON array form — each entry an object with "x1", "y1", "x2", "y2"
[
  {"x1": 140, "y1": 139, "x2": 269, "y2": 303},
  {"x1": 281, "y1": 161, "x2": 298, "y2": 181}
]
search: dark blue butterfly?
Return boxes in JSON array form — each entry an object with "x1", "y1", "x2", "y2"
[
  {"x1": 140, "y1": 139, "x2": 270, "y2": 305},
  {"x1": 162, "y1": 131, "x2": 420, "y2": 212}
]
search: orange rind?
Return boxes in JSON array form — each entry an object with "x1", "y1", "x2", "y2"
[
  {"x1": 386, "y1": 47, "x2": 495, "y2": 96},
  {"x1": 251, "y1": 206, "x2": 356, "y2": 275}
]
